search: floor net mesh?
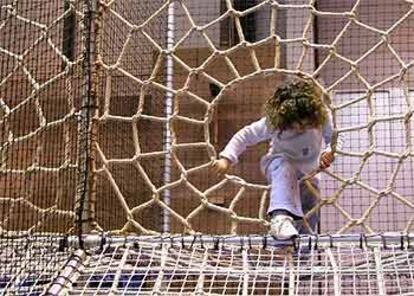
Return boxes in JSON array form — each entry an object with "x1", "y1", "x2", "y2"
[{"x1": 3, "y1": 235, "x2": 414, "y2": 295}]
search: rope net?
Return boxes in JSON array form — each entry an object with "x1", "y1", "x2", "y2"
[
  {"x1": 0, "y1": 0, "x2": 82, "y2": 234},
  {"x1": 1, "y1": 0, "x2": 413, "y2": 236},
  {"x1": 90, "y1": 0, "x2": 414, "y2": 235},
  {"x1": 1, "y1": 0, "x2": 414, "y2": 295},
  {"x1": 4, "y1": 234, "x2": 414, "y2": 296},
  {"x1": 1, "y1": 236, "x2": 74, "y2": 295},
  {"x1": 62, "y1": 239, "x2": 414, "y2": 296}
]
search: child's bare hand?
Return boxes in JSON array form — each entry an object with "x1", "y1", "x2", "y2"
[
  {"x1": 319, "y1": 151, "x2": 334, "y2": 169},
  {"x1": 212, "y1": 158, "x2": 231, "y2": 176}
]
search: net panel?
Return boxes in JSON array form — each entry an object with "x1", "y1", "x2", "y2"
[
  {"x1": 10, "y1": 234, "x2": 413, "y2": 296},
  {"x1": 91, "y1": 0, "x2": 414, "y2": 235},
  {"x1": 0, "y1": 236, "x2": 75, "y2": 296},
  {"x1": 0, "y1": 2, "x2": 84, "y2": 294},
  {"x1": 0, "y1": 1, "x2": 83, "y2": 233},
  {"x1": 94, "y1": 0, "x2": 168, "y2": 233},
  {"x1": 0, "y1": 0, "x2": 413, "y2": 267},
  {"x1": 316, "y1": 0, "x2": 414, "y2": 234}
]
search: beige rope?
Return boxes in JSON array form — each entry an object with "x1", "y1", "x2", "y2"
[
  {"x1": 88, "y1": 0, "x2": 414, "y2": 234},
  {"x1": 0, "y1": 3, "x2": 82, "y2": 232},
  {"x1": 1, "y1": 0, "x2": 413, "y2": 236}
]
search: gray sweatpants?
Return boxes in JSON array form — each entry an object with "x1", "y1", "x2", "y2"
[{"x1": 265, "y1": 158, "x2": 320, "y2": 234}]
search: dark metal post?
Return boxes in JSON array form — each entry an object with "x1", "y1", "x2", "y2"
[{"x1": 76, "y1": 0, "x2": 99, "y2": 247}]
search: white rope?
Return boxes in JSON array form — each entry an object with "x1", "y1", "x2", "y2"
[
  {"x1": 327, "y1": 248, "x2": 341, "y2": 296},
  {"x1": 242, "y1": 249, "x2": 249, "y2": 296},
  {"x1": 108, "y1": 245, "x2": 130, "y2": 295},
  {"x1": 194, "y1": 249, "x2": 208, "y2": 296},
  {"x1": 374, "y1": 247, "x2": 386, "y2": 296},
  {"x1": 284, "y1": 251, "x2": 293, "y2": 296},
  {"x1": 151, "y1": 244, "x2": 169, "y2": 295}
]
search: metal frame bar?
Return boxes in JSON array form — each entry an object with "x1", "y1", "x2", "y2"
[
  {"x1": 75, "y1": 0, "x2": 99, "y2": 242},
  {"x1": 45, "y1": 250, "x2": 87, "y2": 295},
  {"x1": 61, "y1": 232, "x2": 414, "y2": 249}
]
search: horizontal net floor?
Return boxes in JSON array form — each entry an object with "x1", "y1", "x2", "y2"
[
  {"x1": 0, "y1": 236, "x2": 74, "y2": 296},
  {"x1": 2, "y1": 234, "x2": 414, "y2": 295}
]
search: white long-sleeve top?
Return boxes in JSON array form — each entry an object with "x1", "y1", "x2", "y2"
[{"x1": 220, "y1": 115, "x2": 342, "y2": 175}]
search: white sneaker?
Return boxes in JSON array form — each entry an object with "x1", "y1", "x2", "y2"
[{"x1": 269, "y1": 214, "x2": 299, "y2": 240}]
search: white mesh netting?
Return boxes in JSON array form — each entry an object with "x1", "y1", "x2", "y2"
[{"x1": 5, "y1": 234, "x2": 413, "y2": 295}]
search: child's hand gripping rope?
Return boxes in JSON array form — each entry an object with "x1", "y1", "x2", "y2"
[
  {"x1": 319, "y1": 150, "x2": 334, "y2": 169},
  {"x1": 212, "y1": 158, "x2": 231, "y2": 176},
  {"x1": 300, "y1": 150, "x2": 335, "y2": 183}
]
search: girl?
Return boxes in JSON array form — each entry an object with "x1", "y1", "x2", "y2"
[{"x1": 213, "y1": 78, "x2": 340, "y2": 239}]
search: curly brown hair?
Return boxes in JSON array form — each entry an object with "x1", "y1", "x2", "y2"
[{"x1": 264, "y1": 78, "x2": 328, "y2": 132}]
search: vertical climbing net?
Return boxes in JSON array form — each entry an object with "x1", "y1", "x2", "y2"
[
  {"x1": 1, "y1": 0, "x2": 414, "y2": 235},
  {"x1": 1, "y1": 0, "x2": 414, "y2": 295},
  {"x1": 92, "y1": 0, "x2": 414, "y2": 234}
]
